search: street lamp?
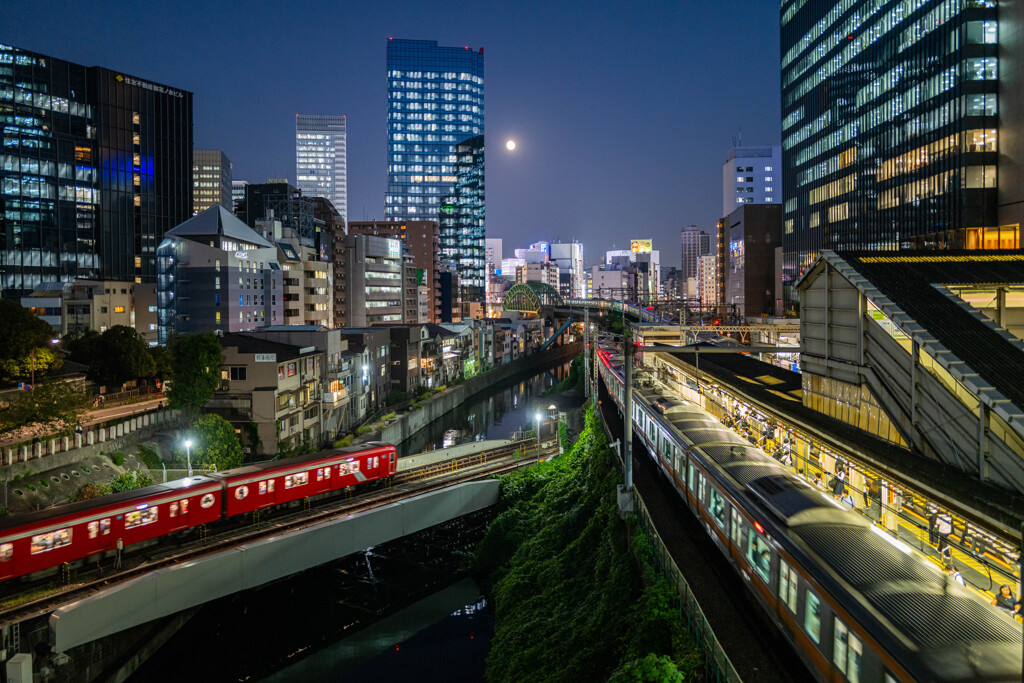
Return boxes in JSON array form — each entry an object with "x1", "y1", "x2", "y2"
[
  {"x1": 184, "y1": 439, "x2": 193, "y2": 478},
  {"x1": 535, "y1": 412, "x2": 542, "y2": 456}
]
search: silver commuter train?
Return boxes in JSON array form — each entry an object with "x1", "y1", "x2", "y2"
[{"x1": 597, "y1": 346, "x2": 1020, "y2": 682}]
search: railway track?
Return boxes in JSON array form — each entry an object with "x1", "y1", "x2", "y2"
[{"x1": 0, "y1": 443, "x2": 541, "y2": 624}]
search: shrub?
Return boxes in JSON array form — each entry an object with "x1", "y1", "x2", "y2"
[
  {"x1": 382, "y1": 412, "x2": 397, "y2": 421},
  {"x1": 136, "y1": 444, "x2": 162, "y2": 469},
  {"x1": 355, "y1": 425, "x2": 373, "y2": 436},
  {"x1": 26, "y1": 485, "x2": 35, "y2": 492},
  {"x1": 111, "y1": 452, "x2": 125, "y2": 467},
  {"x1": 74, "y1": 483, "x2": 103, "y2": 502},
  {"x1": 333, "y1": 435, "x2": 354, "y2": 448},
  {"x1": 82, "y1": 466, "x2": 91, "y2": 473},
  {"x1": 39, "y1": 480, "x2": 48, "y2": 488}
]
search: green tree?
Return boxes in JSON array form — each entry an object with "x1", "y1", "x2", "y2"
[
  {"x1": 148, "y1": 345, "x2": 173, "y2": 384},
  {"x1": 167, "y1": 333, "x2": 222, "y2": 417},
  {"x1": 88, "y1": 326, "x2": 156, "y2": 386},
  {"x1": 0, "y1": 300, "x2": 60, "y2": 385},
  {"x1": 0, "y1": 380, "x2": 90, "y2": 438},
  {"x1": 73, "y1": 483, "x2": 104, "y2": 502},
  {"x1": 104, "y1": 471, "x2": 154, "y2": 494},
  {"x1": 63, "y1": 329, "x2": 102, "y2": 366},
  {"x1": 0, "y1": 346, "x2": 64, "y2": 386},
  {"x1": 185, "y1": 414, "x2": 244, "y2": 470}
]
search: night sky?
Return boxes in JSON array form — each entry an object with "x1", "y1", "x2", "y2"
[{"x1": 5, "y1": 0, "x2": 781, "y2": 268}]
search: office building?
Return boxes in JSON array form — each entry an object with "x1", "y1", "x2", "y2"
[
  {"x1": 334, "y1": 233, "x2": 415, "y2": 327},
  {"x1": 680, "y1": 226, "x2": 711, "y2": 289},
  {"x1": 440, "y1": 134, "x2": 485, "y2": 302},
  {"x1": 385, "y1": 38, "x2": 484, "y2": 223},
  {"x1": 515, "y1": 261, "x2": 560, "y2": 289},
  {"x1": 254, "y1": 214, "x2": 332, "y2": 328},
  {"x1": 349, "y1": 220, "x2": 441, "y2": 323},
  {"x1": 21, "y1": 279, "x2": 157, "y2": 343},
  {"x1": 780, "y1": 0, "x2": 1019, "y2": 302},
  {"x1": 0, "y1": 44, "x2": 193, "y2": 297},
  {"x1": 698, "y1": 256, "x2": 718, "y2": 308},
  {"x1": 156, "y1": 206, "x2": 282, "y2": 344},
  {"x1": 193, "y1": 150, "x2": 233, "y2": 213},
  {"x1": 605, "y1": 245, "x2": 660, "y2": 301},
  {"x1": 723, "y1": 145, "x2": 781, "y2": 217},
  {"x1": 550, "y1": 241, "x2": 584, "y2": 298},
  {"x1": 231, "y1": 180, "x2": 249, "y2": 210},
  {"x1": 295, "y1": 114, "x2": 347, "y2": 224},
  {"x1": 721, "y1": 204, "x2": 782, "y2": 318}
]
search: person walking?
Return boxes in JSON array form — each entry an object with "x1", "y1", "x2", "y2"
[{"x1": 831, "y1": 467, "x2": 847, "y2": 498}]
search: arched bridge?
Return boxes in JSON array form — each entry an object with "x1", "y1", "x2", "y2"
[{"x1": 502, "y1": 283, "x2": 669, "y2": 324}]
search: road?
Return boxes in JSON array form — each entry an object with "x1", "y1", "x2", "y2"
[{"x1": 0, "y1": 396, "x2": 166, "y2": 449}]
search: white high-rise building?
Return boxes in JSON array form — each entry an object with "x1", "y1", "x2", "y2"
[
  {"x1": 550, "y1": 242, "x2": 584, "y2": 298},
  {"x1": 296, "y1": 114, "x2": 348, "y2": 224},
  {"x1": 722, "y1": 145, "x2": 781, "y2": 217}
]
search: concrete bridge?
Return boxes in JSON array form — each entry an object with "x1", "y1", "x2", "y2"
[{"x1": 48, "y1": 480, "x2": 499, "y2": 652}]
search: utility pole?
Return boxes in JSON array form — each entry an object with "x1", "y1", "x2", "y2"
[
  {"x1": 623, "y1": 337, "x2": 633, "y2": 491},
  {"x1": 584, "y1": 307, "x2": 590, "y2": 399}
]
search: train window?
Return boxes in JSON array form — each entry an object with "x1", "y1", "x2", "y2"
[
  {"x1": 746, "y1": 530, "x2": 770, "y2": 582},
  {"x1": 126, "y1": 508, "x2": 158, "y2": 529},
  {"x1": 709, "y1": 489, "x2": 726, "y2": 528},
  {"x1": 180, "y1": 501, "x2": 188, "y2": 515},
  {"x1": 316, "y1": 468, "x2": 324, "y2": 482},
  {"x1": 259, "y1": 481, "x2": 267, "y2": 495},
  {"x1": 170, "y1": 503, "x2": 179, "y2": 517},
  {"x1": 285, "y1": 472, "x2": 309, "y2": 488},
  {"x1": 697, "y1": 473, "x2": 706, "y2": 502},
  {"x1": 339, "y1": 461, "x2": 359, "y2": 476},
  {"x1": 235, "y1": 486, "x2": 249, "y2": 500},
  {"x1": 324, "y1": 467, "x2": 331, "y2": 479},
  {"x1": 101, "y1": 518, "x2": 110, "y2": 533},
  {"x1": 730, "y1": 509, "x2": 742, "y2": 546},
  {"x1": 687, "y1": 463, "x2": 694, "y2": 491},
  {"x1": 88, "y1": 521, "x2": 99, "y2": 538},
  {"x1": 833, "y1": 617, "x2": 862, "y2": 682},
  {"x1": 31, "y1": 528, "x2": 72, "y2": 554},
  {"x1": 804, "y1": 591, "x2": 822, "y2": 644},
  {"x1": 268, "y1": 481, "x2": 275, "y2": 493},
  {"x1": 200, "y1": 494, "x2": 215, "y2": 508},
  {"x1": 779, "y1": 560, "x2": 799, "y2": 613},
  {"x1": 0, "y1": 543, "x2": 11, "y2": 561}
]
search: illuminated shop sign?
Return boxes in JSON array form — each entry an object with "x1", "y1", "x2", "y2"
[{"x1": 115, "y1": 74, "x2": 184, "y2": 98}]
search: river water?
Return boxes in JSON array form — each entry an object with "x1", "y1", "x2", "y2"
[{"x1": 132, "y1": 360, "x2": 578, "y2": 682}]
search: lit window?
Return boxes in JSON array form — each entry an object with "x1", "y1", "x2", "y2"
[
  {"x1": 114, "y1": 306, "x2": 125, "y2": 313},
  {"x1": 747, "y1": 529, "x2": 770, "y2": 582},
  {"x1": 778, "y1": 559, "x2": 799, "y2": 613},
  {"x1": 126, "y1": 508, "x2": 158, "y2": 529},
  {"x1": 285, "y1": 472, "x2": 309, "y2": 488},
  {"x1": 764, "y1": 166, "x2": 772, "y2": 171},
  {"x1": 804, "y1": 591, "x2": 821, "y2": 644}
]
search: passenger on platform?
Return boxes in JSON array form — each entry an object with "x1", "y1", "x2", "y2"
[
  {"x1": 831, "y1": 468, "x2": 847, "y2": 498},
  {"x1": 813, "y1": 473, "x2": 823, "y2": 489},
  {"x1": 781, "y1": 451, "x2": 793, "y2": 468},
  {"x1": 840, "y1": 489, "x2": 856, "y2": 509},
  {"x1": 993, "y1": 585, "x2": 1017, "y2": 613},
  {"x1": 936, "y1": 511, "x2": 953, "y2": 555}
]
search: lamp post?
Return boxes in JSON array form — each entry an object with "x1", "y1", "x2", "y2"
[
  {"x1": 535, "y1": 412, "x2": 542, "y2": 458},
  {"x1": 184, "y1": 439, "x2": 193, "y2": 478}
]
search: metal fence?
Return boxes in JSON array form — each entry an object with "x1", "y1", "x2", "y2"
[
  {"x1": 598, "y1": 412, "x2": 742, "y2": 682},
  {"x1": 633, "y1": 493, "x2": 742, "y2": 682}
]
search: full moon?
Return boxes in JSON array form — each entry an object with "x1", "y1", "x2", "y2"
[{"x1": 506, "y1": 139, "x2": 516, "y2": 151}]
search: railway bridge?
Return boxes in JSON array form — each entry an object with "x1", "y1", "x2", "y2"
[{"x1": 0, "y1": 439, "x2": 546, "y2": 664}]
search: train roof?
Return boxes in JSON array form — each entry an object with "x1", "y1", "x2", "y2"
[
  {"x1": 0, "y1": 475, "x2": 219, "y2": 534},
  {"x1": 209, "y1": 442, "x2": 396, "y2": 480},
  {"x1": 795, "y1": 522, "x2": 1021, "y2": 679}
]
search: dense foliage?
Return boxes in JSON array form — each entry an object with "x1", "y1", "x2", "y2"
[
  {"x1": 476, "y1": 406, "x2": 701, "y2": 682},
  {"x1": 0, "y1": 380, "x2": 91, "y2": 438},
  {"x1": 183, "y1": 413, "x2": 244, "y2": 470},
  {"x1": 0, "y1": 300, "x2": 61, "y2": 385},
  {"x1": 167, "y1": 333, "x2": 222, "y2": 417},
  {"x1": 553, "y1": 352, "x2": 587, "y2": 394}
]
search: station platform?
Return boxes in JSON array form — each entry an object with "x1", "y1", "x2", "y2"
[{"x1": 635, "y1": 348, "x2": 1024, "y2": 608}]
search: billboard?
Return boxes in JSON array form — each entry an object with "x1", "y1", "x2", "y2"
[{"x1": 630, "y1": 239, "x2": 653, "y2": 253}]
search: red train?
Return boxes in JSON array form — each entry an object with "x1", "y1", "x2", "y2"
[{"x1": 0, "y1": 443, "x2": 397, "y2": 583}]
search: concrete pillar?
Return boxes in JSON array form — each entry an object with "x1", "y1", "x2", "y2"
[
  {"x1": 20, "y1": 446, "x2": 28, "y2": 462},
  {"x1": 87, "y1": 431, "x2": 95, "y2": 446},
  {"x1": 75, "y1": 433, "x2": 82, "y2": 449},
  {"x1": 33, "y1": 442, "x2": 41, "y2": 459},
  {"x1": 98, "y1": 428, "x2": 106, "y2": 443},
  {"x1": 6, "y1": 449, "x2": 12, "y2": 466},
  {"x1": 48, "y1": 439, "x2": 56, "y2": 455},
  {"x1": 63, "y1": 436, "x2": 70, "y2": 452}
]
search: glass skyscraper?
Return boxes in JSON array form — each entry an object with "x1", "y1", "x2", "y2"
[
  {"x1": 295, "y1": 114, "x2": 347, "y2": 224},
  {"x1": 386, "y1": 38, "x2": 484, "y2": 300},
  {"x1": 0, "y1": 43, "x2": 193, "y2": 297},
  {"x1": 780, "y1": 0, "x2": 1018, "y2": 302},
  {"x1": 440, "y1": 134, "x2": 485, "y2": 301}
]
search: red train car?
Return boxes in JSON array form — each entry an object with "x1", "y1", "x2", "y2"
[
  {"x1": 211, "y1": 443, "x2": 397, "y2": 518},
  {"x1": 0, "y1": 476, "x2": 222, "y2": 582}
]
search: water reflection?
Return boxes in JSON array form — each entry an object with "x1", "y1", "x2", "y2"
[{"x1": 400, "y1": 362, "x2": 572, "y2": 457}]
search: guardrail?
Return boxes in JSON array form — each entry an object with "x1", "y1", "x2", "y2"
[{"x1": 598, "y1": 406, "x2": 742, "y2": 682}]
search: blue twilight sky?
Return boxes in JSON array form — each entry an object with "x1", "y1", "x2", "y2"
[{"x1": 4, "y1": 0, "x2": 781, "y2": 268}]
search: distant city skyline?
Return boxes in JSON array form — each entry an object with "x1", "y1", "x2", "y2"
[{"x1": 2, "y1": 0, "x2": 781, "y2": 268}]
